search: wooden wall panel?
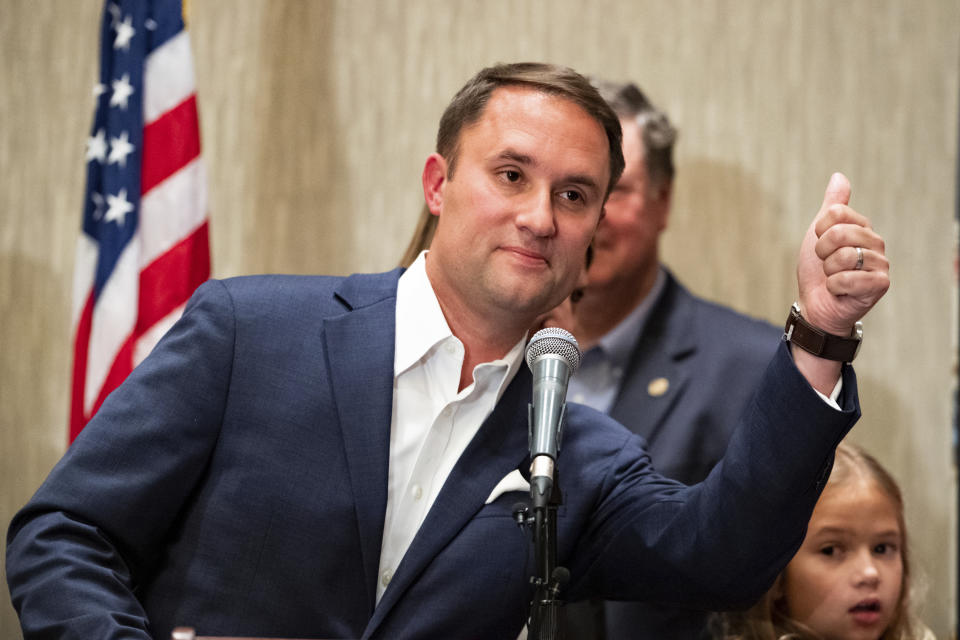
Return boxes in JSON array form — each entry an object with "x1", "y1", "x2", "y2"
[
  {"x1": 1, "y1": 2, "x2": 102, "y2": 637},
  {"x1": 2, "y1": 1, "x2": 957, "y2": 636}
]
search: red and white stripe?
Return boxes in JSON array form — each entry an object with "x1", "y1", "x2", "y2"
[{"x1": 70, "y1": 30, "x2": 209, "y2": 441}]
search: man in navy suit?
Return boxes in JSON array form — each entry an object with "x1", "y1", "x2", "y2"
[
  {"x1": 552, "y1": 81, "x2": 782, "y2": 639},
  {"x1": 7, "y1": 63, "x2": 889, "y2": 639}
]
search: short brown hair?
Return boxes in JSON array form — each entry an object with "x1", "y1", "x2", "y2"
[{"x1": 436, "y1": 62, "x2": 625, "y2": 196}]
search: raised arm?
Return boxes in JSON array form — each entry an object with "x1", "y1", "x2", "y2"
[{"x1": 793, "y1": 172, "x2": 889, "y2": 394}]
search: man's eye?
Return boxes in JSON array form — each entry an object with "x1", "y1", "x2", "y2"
[
  {"x1": 560, "y1": 190, "x2": 582, "y2": 202},
  {"x1": 874, "y1": 543, "x2": 896, "y2": 554},
  {"x1": 504, "y1": 170, "x2": 521, "y2": 182},
  {"x1": 819, "y1": 545, "x2": 835, "y2": 556}
]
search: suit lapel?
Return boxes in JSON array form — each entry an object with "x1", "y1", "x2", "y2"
[
  {"x1": 324, "y1": 270, "x2": 402, "y2": 612},
  {"x1": 610, "y1": 273, "x2": 696, "y2": 442},
  {"x1": 364, "y1": 369, "x2": 532, "y2": 635}
]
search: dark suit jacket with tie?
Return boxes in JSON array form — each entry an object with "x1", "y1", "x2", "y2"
[
  {"x1": 7, "y1": 270, "x2": 857, "y2": 639},
  {"x1": 590, "y1": 270, "x2": 784, "y2": 639}
]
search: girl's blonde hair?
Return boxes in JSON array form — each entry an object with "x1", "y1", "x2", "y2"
[{"x1": 711, "y1": 442, "x2": 922, "y2": 640}]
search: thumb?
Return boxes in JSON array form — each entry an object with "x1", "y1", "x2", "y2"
[{"x1": 820, "y1": 171, "x2": 851, "y2": 209}]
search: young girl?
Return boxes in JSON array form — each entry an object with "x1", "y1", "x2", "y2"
[{"x1": 713, "y1": 442, "x2": 932, "y2": 640}]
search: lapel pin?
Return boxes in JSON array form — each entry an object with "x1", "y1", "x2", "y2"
[{"x1": 647, "y1": 377, "x2": 669, "y2": 397}]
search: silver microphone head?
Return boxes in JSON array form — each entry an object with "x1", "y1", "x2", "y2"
[{"x1": 525, "y1": 327, "x2": 581, "y2": 373}]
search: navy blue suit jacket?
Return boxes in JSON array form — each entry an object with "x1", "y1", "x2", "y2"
[
  {"x1": 610, "y1": 271, "x2": 783, "y2": 485},
  {"x1": 597, "y1": 272, "x2": 783, "y2": 638},
  {"x1": 7, "y1": 271, "x2": 857, "y2": 639}
]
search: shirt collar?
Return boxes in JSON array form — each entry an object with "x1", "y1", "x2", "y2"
[
  {"x1": 395, "y1": 251, "x2": 453, "y2": 376},
  {"x1": 594, "y1": 266, "x2": 667, "y2": 367},
  {"x1": 395, "y1": 251, "x2": 526, "y2": 386}
]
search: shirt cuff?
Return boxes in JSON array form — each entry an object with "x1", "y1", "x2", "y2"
[{"x1": 814, "y1": 376, "x2": 843, "y2": 410}]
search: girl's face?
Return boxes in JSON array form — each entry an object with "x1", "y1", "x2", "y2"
[{"x1": 780, "y1": 478, "x2": 903, "y2": 640}]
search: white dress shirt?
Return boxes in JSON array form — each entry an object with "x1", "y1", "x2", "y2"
[{"x1": 376, "y1": 251, "x2": 525, "y2": 603}]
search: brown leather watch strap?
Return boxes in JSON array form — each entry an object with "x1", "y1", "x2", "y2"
[{"x1": 784, "y1": 303, "x2": 862, "y2": 362}]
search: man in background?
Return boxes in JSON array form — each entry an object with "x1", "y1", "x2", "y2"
[{"x1": 545, "y1": 80, "x2": 782, "y2": 640}]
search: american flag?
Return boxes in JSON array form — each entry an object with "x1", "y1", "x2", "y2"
[{"x1": 71, "y1": 0, "x2": 210, "y2": 441}]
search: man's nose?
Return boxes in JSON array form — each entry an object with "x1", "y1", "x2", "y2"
[{"x1": 516, "y1": 189, "x2": 556, "y2": 237}]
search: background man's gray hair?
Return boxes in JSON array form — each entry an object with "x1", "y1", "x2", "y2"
[{"x1": 592, "y1": 79, "x2": 678, "y2": 190}]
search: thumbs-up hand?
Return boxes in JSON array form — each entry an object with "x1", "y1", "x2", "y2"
[{"x1": 796, "y1": 173, "x2": 889, "y2": 337}]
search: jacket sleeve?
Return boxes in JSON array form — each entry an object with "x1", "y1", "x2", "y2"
[
  {"x1": 6, "y1": 280, "x2": 236, "y2": 639},
  {"x1": 571, "y1": 341, "x2": 860, "y2": 609}
]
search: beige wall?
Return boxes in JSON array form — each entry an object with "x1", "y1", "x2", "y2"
[{"x1": 2, "y1": 1, "x2": 958, "y2": 636}]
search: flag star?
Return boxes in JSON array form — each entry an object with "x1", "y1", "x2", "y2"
[
  {"x1": 105, "y1": 189, "x2": 134, "y2": 226},
  {"x1": 107, "y1": 131, "x2": 135, "y2": 167},
  {"x1": 110, "y1": 73, "x2": 134, "y2": 109},
  {"x1": 92, "y1": 83, "x2": 106, "y2": 99},
  {"x1": 113, "y1": 15, "x2": 136, "y2": 51},
  {"x1": 145, "y1": 18, "x2": 157, "y2": 30},
  {"x1": 86, "y1": 128, "x2": 107, "y2": 163},
  {"x1": 91, "y1": 192, "x2": 105, "y2": 220}
]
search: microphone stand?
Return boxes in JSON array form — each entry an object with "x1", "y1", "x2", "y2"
[
  {"x1": 521, "y1": 327, "x2": 580, "y2": 639},
  {"x1": 515, "y1": 469, "x2": 569, "y2": 640}
]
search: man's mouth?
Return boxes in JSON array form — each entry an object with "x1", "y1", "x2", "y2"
[{"x1": 504, "y1": 246, "x2": 548, "y2": 265}]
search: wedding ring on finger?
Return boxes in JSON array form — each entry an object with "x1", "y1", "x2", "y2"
[{"x1": 854, "y1": 246, "x2": 864, "y2": 270}]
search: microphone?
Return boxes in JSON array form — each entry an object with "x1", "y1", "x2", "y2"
[{"x1": 525, "y1": 327, "x2": 581, "y2": 509}]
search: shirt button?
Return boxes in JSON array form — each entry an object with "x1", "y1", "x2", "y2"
[
  {"x1": 412, "y1": 485, "x2": 423, "y2": 500},
  {"x1": 381, "y1": 569, "x2": 393, "y2": 587}
]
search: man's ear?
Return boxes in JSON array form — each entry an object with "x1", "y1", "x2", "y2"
[
  {"x1": 653, "y1": 179, "x2": 673, "y2": 232},
  {"x1": 422, "y1": 153, "x2": 448, "y2": 216}
]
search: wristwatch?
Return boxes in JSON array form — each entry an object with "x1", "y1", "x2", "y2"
[{"x1": 784, "y1": 302, "x2": 863, "y2": 362}]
